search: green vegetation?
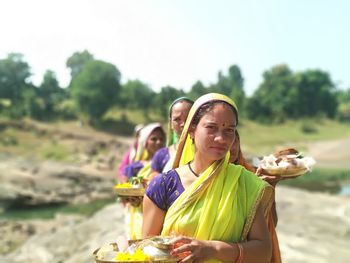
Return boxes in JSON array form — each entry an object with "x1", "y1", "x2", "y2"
[
  {"x1": 0, "y1": 199, "x2": 116, "y2": 220},
  {"x1": 280, "y1": 168, "x2": 350, "y2": 194},
  {"x1": 0, "y1": 123, "x2": 77, "y2": 162},
  {"x1": 238, "y1": 119, "x2": 350, "y2": 154},
  {"x1": 1, "y1": 49, "x2": 350, "y2": 201},
  {"x1": 39, "y1": 142, "x2": 74, "y2": 162},
  {"x1": 1, "y1": 50, "x2": 350, "y2": 128}
]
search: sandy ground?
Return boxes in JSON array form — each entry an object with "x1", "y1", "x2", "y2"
[{"x1": 305, "y1": 138, "x2": 350, "y2": 169}]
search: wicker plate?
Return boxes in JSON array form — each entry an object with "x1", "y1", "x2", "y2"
[
  {"x1": 114, "y1": 187, "x2": 145, "y2": 197},
  {"x1": 93, "y1": 242, "x2": 177, "y2": 263},
  {"x1": 262, "y1": 166, "x2": 308, "y2": 177}
]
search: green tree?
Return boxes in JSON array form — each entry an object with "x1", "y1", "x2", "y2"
[
  {"x1": 247, "y1": 65, "x2": 338, "y2": 122},
  {"x1": 70, "y1": 60, "x2": 121, "y2": 123},
  {"x1": 337, "y1": 88, "x2": 350, "y2": 103},
  {"x1": 154, "y1": 86, "x2": 185, "y2": 119},
  {"x1": 189, "y1": 81, "x2": 207, "y2": 99},
  {"x1": 336, "y1": 88, "x2": 350, "y2": 121},
  {"x1": 120, "y1": 80, "x2": 155, "y2": 117},
  {"x1": 293, "y1": 70, "x2": 338, "y2": 118},
  {"x1": 66, "y1": 50, "x2": 94, "y2": 80},
  {"x1": 211, "y1": 65, "x2": 246, "y2": 110},
  {"x1": 0, "y1": 53, "x2": 31, "y2": 108},
  {"x1": 39, "y1": 70, "x2": 66, "y2": 118},
  {"x1": 21, "y1": 87, "x2": 43, "y2": 119},
  {"x1": 246, "y1": 64, "x2": 296, "y2": 122}
]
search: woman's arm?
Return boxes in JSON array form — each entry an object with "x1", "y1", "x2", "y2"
[
  {"x1": 148, "y1": 170, "x2": 159, "y2": 181},
  {"x1": 171, "y1": 205, "x2": 272, "y2": 263},
  {"x1": 142, "y1": 195, "x2": 166, "y2": 238}
]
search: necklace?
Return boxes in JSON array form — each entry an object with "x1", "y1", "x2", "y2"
[{"x1": 188, "y1": 162, "x2": 200, "y2": 177}]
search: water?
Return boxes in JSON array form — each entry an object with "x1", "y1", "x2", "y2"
[{"x1": 339, "y1": 185, "x2": 350, "y2": 196}]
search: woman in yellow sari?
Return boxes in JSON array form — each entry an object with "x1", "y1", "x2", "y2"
[
  {"x1": 122, "y1": 122, "x2": 165, "y2": 240},
  {"x1": 143, "y1": 93, "x2": 276, "y2": 263},
  {"x1": 150, "y1": 97, "x2": 194, "y2": 176}
]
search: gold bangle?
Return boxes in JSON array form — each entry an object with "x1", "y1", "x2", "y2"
[{"x1": 235, "y1": 243, "x2": 243, "y2": 263}]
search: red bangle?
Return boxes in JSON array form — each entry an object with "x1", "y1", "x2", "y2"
[{"x1": 235, "y1": 243, "x2": 244, "y2": 263}]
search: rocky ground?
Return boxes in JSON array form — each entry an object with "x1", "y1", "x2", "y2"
[
  {"x1": 275, "y1": 186, "x2": 350, "y2": 263},
  {"x1": 0, "y1": 121, "x2": 349, "y2": 263},
  {"x1": 0, "y1": 186, "x2": 349, "y2": 263}
]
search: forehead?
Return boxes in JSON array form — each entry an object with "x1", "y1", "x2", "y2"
[
  {"x1": 201, "y1": 103, "x2": 237, "y2": 125},
  {"x1": 149, "y1": 128, "x2": 164, "y2": 138},
  {"x1": 172, "y1": 101, "x2": 192, "y2": 114}
]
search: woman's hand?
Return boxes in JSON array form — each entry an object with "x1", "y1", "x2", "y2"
[
  {"x1": 171, "y1": 236, "x2": 214, "y2": 263},
  {"x1": 120, "y1": 196, "x2": 143, "y2": 207},
  {"x1": 256, "y1": 167, "x2": 299, "y2": 186},
  {"x1": 255, "y1": 167, "x2": 282, "y2": 186}
]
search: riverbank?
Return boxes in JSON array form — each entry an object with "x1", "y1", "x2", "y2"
[{"x1": 0, "y1": 186, "x2": 349, "y2": 263}]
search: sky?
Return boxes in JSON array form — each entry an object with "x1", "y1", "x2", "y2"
[{"x1": 1, "y1": 0, "x2": 349, "y2": 95}]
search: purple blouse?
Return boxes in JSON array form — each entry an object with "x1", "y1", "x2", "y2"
[
  {"x1": 146, "y1": 170, "x2": 184, "y2": 211},
  {"x1": 124, "y1": 161, "x2": 144, "y2": 179},
  {"x1": 151, "y1": 147, "x2": 170, "y2": 173}
]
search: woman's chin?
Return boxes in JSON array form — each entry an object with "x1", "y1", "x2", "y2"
[{"x1": 207, "y1": 152, "x2": 227, "y2": 162}]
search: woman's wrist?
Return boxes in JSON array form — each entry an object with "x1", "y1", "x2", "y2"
[
  {"x1": 207, "y1": 240, "x2": 238, "y2": 261},
  {"x1": 206, "y1": 240, "x2": 219, "y2": 260}
]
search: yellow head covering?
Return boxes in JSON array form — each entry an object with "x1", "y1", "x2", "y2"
[{"x1": 172, "y1": 93, "x2": 238, "y2": 169}]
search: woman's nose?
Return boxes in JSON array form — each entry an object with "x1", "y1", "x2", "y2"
[{"x1": 213, "y1": 131, "x2": 225, "y2": 143}]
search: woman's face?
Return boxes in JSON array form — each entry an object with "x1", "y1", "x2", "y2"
[
  {"x1": 229, "y1": 135, "x2": 240, "y2": 164},
  {"x1": 171, "y1": 101, "x2": 193, "y2": 137},
  {"x1": 146, "y1": 128, "x2": 165, "y2": 157},
  {"x1": 191, "y1": 103, "x2": 237, "y2": 163}
]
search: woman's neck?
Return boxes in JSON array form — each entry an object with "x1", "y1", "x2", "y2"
[{"x1": 191, "y1": 154, "x2": 215, "y2": 175}]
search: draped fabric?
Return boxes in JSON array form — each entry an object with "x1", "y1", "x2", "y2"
[
  {"x1": 128, "y1": 123, "x2": 163, "y2": 240},
  {"x1": 237, "y1": 150, "x2": 256, "y2": 173},
  {"x1": 160, "y1": 93, "x2": 276, "y2": 263},
  {"x1": 237, "y1": 149, "x2": 282, "y2": 263},
  {"x1": 162, "y1": 156, "x2": 273, "y2": 243},
  {"x1": 134, "y1": 123, "x2": 162, "y2": 161}
]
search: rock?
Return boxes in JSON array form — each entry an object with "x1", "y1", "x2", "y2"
[
  {"x1": 0, "y1": 158, "x2": 117, "y2": 209},
  {"x1": 1, "y1": 187, "x2": 349, "y2": 262},
  {"x1": 0, "y1": 203, "x2": 125, "y2": 263}
]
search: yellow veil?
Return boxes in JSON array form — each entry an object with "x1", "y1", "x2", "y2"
[
  {"x1": 161, "y1": 93, "x2": 274, "y2": 249},
  {"x1": 129, "y1": 122, "x2": 164, "y2": 240}
]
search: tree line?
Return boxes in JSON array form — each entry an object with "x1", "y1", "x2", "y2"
[{"x1": 0, "y1": 50, "x2": 349, "y2": 126}]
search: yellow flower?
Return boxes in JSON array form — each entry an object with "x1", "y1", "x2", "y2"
[
  {"x1": 115, "y1": 248, "x2": 150, "y2": 262},
  {"x1": 114, "y1": 182, "x2": 133, "y2": 188}
]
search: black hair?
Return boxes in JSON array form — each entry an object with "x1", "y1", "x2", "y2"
[
  {"x1": 191, "y1": 101, "x2": 238, "y2": 128},
  {"x1": 169, "y1": 98, "x2": 194, "y2": 118}
]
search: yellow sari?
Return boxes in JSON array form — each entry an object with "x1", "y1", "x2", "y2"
[
  {"x1": 161, "y1": 93, "x2": 275, "y2": 262},
  {"x1": 128, "y1": 123, "x2": 163, "y2": 240}
]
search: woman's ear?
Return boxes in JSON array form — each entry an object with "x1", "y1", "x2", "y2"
[{"x1": 188, "y1": 125, "x2": 195, "y2": 139}]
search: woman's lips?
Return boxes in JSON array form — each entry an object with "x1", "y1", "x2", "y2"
[{"x1": 210, "y1": 146, "x2": 227, "y2": 153}]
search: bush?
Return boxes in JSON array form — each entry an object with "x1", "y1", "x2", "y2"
[{"x1": 300, "y1": 121, "x2": 318, "y2": 134}]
